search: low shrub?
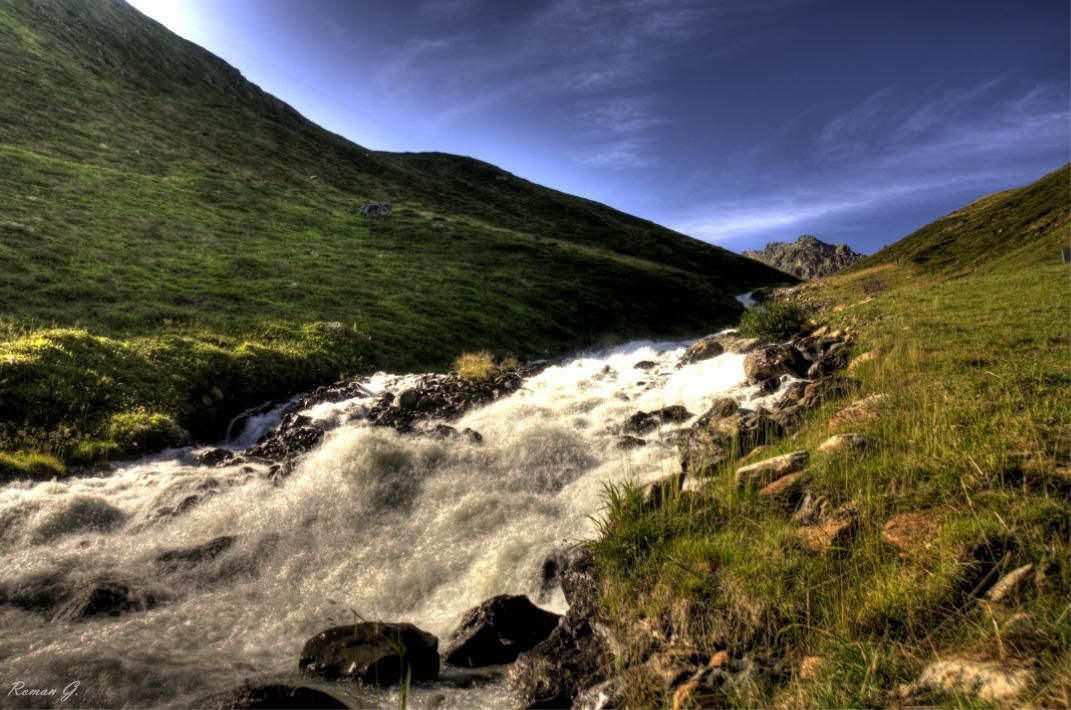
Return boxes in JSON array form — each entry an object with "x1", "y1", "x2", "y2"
[
  {"x1": 453, "y1": 351, "x2": 496, "y2": 380},
  {"x1": 0, "y1": 451, "x2": 64, "y2": 480},
  {"x1": 738, "y1": 301, "x2": 809, "y2": 341},
  {"x1": 107, "y1": 411, "x2": 190, "y2": 456}
]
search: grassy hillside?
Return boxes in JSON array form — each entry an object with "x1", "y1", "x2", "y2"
[
  {"x1": 593, "y1": 171, "x2": 1070, "y2": 707},
  {"x1": 0, "y1": 0, "x2": 789, "y2": 463},
  {"x1": 859, "y1": 164, "x2": 1069, "y2": 274}
]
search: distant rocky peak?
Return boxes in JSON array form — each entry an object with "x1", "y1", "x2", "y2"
[{"x1": 742, "y1": 235, "x2": 864, "y2": 280}]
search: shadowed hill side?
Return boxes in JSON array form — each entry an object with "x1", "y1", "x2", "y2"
[{"x1": 0, "y1": 0, "x2": 791, "y2": 458}]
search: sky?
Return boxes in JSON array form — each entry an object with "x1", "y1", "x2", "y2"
[{"x1": 126, "y1": 0, "x2": 1069, "y2": 254}]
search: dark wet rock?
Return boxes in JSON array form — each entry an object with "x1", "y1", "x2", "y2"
[
  {"x1": 443, "y1": 595, "x2": 561, "y2": 667},
  {"x1": 616, "y1": 435, "x2": 646, "y2": 450},
  {"x1": 155, "y1": 536, "x2": 236, "y2": 573},
  {"x1": 574, "y1": 678, "x2": 623, "y2": 710},
  {"x1": 744, "y1": 345, "x2": 809, "y2": 381},
  {"x1": 299, "y1": 622, "x2": 440, "y2": 684},
  {"x1": 758, "y1": 377, "x2": 782, "y2": 394},
  {"x1": 439, "y1": 666, "x2": 505, "y2": 688},
  {"x1": 622, "y1": 406, "x2": 692, "y2": 435},
  {"x1": 560, "y1": 546, "x2": 599, "y2": 620},
  {"x1": 799, "y1": 376, "x2": 859, "y2": 408},
  {"x1": 201, "y1": 684, "x2": 347, "y2": 709},
  {"x1": 52, "y1": 576, "x2": 162, "y2": 621},
  {"x1": 699, "y1": 398, "x2": 739, "y2": 422},
  {"x1": 0, "y1": 570, "x2": 71, "y2": 613},
  {"x1": 807, "y1": 347, "x2": 850, "y2": 378},
  {"x1": 363, "y1": 370, "x2": 529, "y2": 434},
  {"x1": 429, "y1": 424, "x2": 483, "y2": 443},
  {"x1": 633, "y1": 360, "x2": 657, "y2": 370},
  {"x1": 679, "y1": 336, "x2": 724, "y2": 366},
  {"x1": 397, "y1": 388, "x2": 421, "y2": 410},
  {"x1": 679, "y1": 409, "x2": 783, "y2": 476},
  {"x1": 775, "y1": 381, "x2": 809, "y2": 409},
  {"x1": 512, "y1": 617, "x2": 608, "y2": 709},
  {"x1": 189, "y1": 447, "x2": 239, "y2": 467},
  {"x1": 539, "y1": 555, "x2": 560, "y2": 602},
  {"x1": 512, "y1": 545, "x2": 609, "y2": 708},
  {"x1": 245, "y1": 424, "x2": 324, "y2": 462}
]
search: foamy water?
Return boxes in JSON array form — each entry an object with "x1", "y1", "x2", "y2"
[{"x1": 0, "y1": 332, "x2": 781, "y2": 708}]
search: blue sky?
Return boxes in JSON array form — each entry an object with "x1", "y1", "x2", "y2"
[{"x1": 127, "y1": 0, "x2": 1069, "y2": 254}]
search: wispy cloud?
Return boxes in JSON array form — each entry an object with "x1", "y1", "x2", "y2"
[{"x1": 676, "y1": 79, "x2": 1069, "y2": 246}]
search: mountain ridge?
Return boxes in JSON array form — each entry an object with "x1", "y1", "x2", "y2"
[{"x1": 743, "y1": 234, "x2": 864, "y2": 279}]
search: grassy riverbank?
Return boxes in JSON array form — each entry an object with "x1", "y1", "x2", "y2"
[{"x1": 593, "y1": 167, "x2": 1070, "y2": 707}]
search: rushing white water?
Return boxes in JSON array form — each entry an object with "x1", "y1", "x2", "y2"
[{"x1": 0, "y1": 334, "x2": 782, "y2": 709}]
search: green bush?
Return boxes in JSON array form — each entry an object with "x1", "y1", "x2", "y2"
[
  {"x1": 107, "y1": 411, "x2": 190, "y2": 456},
  {"x1": 737, "y1": 301, "x2": 809, "y2": 341}
]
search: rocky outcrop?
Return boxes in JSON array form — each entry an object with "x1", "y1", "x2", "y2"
[
  {"x1": 512, "y1": 546, "x2": 610, "y2": 708},
  {"x1": 299, "y1": 622, "x2": 440, "y2": 685},
  {"x1": 743, "y1": 344, "x2": 809, "y2": 381},
  {"x1": 742, "y1": 235, "x2": 864, "y2": 280},
  {"x1": 443, "y1": 595, "x2": 561, "y2": 667}
]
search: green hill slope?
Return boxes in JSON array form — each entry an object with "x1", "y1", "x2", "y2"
[
  {"x1": 0, "y1": 0, "x2": 789, "y2": 459},
  {"x1": 592, "y1": 169, "x2": 1071, "y2": 707},
  {"x1": 859, "y1": 164, "x2": 1069, "y2": 273}
]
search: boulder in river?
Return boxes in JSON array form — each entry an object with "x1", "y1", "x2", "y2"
[
  {"x1": 443, "y1": 594, "x2": 561, "y2": 667},
  {"x1": 743, "y1": 345, "x2": 809, "y2": 381},
  {"x1": 201, "y1": 684, "x2": 347, "y2": 709},
  {"x1": 299, "y1": 622, "x2": 440, "y2": 684},
  {"x1": 679, "y1": 336, "x2": 724, "y2": 366},
  {"x1": 52, "y1": 575, "x2": 163, "y2": 622},
  {"x1": 155, "y1": 536, "x2": 236, "y2": 573}
]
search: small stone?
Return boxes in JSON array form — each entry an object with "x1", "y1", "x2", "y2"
[
  {"x1": 798, "y1": 518, "x2": 855, "y2": 552},
  {"x1": 799, "y1": 655, "x2": 823, "y2": 680},
  {"x1": 984, "y1": 564, "x2": 1034, "y2": 603},
  {"x1": 902, "y1": 658, "x2": 1033, "y2": 703},
  {"x1": 734, "y1": 451, "x2": 809, "y2": 488},
  {"x1": 817, "y1": 433, "x2": 867, "y2": 454},
  {"x1": 847, "y1": 349, "x2": 879, "y2": 371},
  {"x1": 759, "y1": 472, "x2": 804, "y2": 497},
  {"x1": 707, "y1": 650, "x2": 730, "y2": 669},
  {"x1": 881, "y1": 511, "x2": 942, "y2": 557},
  {"x1": 738, "y1": 445, "x2": 769, "y2": 464},
  {"x1": 829, "y1": 394, "x2": 888, "y2": 429},
  {"x1": 792, "y1": 492, "x2": 828, "y2": 525}
]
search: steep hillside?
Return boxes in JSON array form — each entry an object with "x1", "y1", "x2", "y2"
[
  {"x1": 743, "y1": 234, "x2": 864, "y2": 279},
  {"x1": 0, "y1": 0, "x2": 788, "y2": 458},
  {"x1": 859, "y1": 164, "x2": 1070, "y2": 273}
]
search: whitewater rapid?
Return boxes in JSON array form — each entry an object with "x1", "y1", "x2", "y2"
[{"x1": 0, "y1": 334, "x2": 782, "y2": 708}]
